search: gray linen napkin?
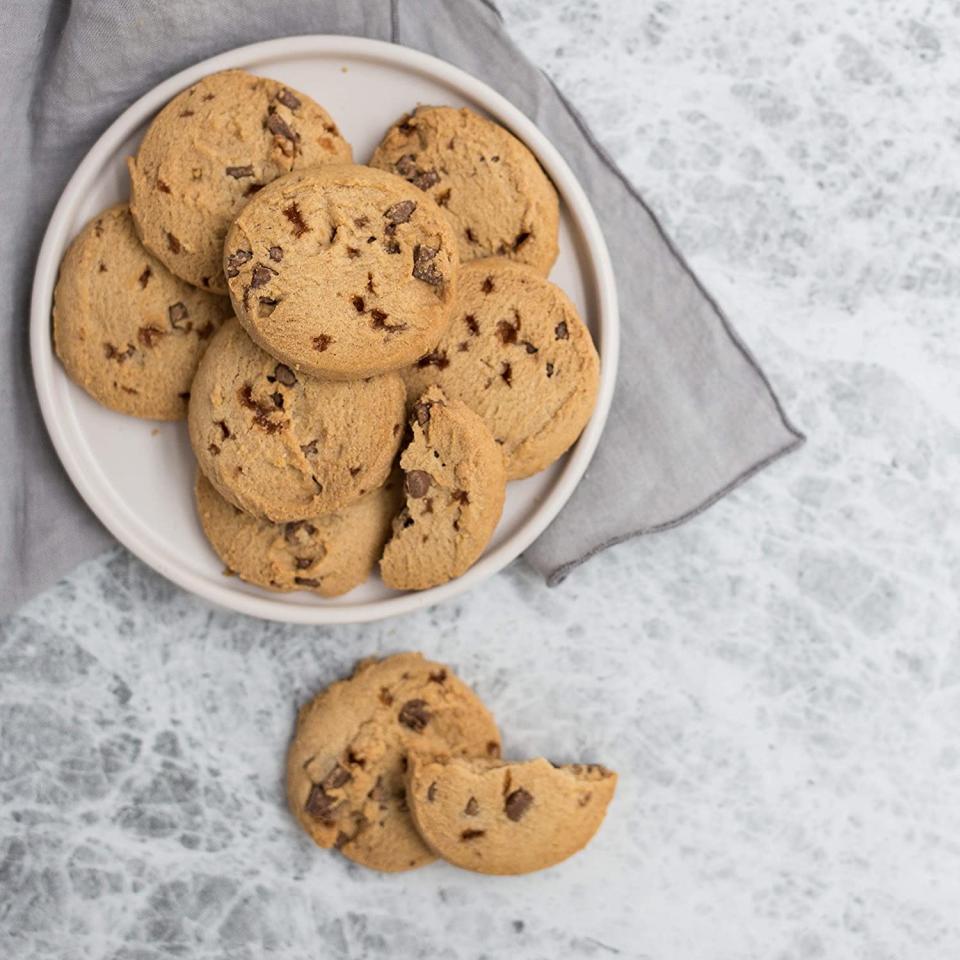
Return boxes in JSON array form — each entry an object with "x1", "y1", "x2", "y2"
[{"x1": 0, "y1": 0, "x2": 802, "y2": 614}]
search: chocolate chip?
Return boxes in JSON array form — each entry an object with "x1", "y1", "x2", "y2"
[
  {"x1": 482, "y1": 276, "x2": 495, "y2": 294},
  {"x1": 384, "y1": 200, "x2": 416, "y2": 224},
  {"x1": 397, "y1": 115, "x2": 416, "y2": 134},
  {"x1": 416, "y1": 350, "x2": 449, "y2": 370},
  {"x1": 97, "y1": 261, "x2": 107, "y2": 273},
  {"x1": 521, "y1": 340, "x2": 539, "y2": 354},
  {"x1": 138, "y1": 266, "x2": 151, "y2": 288},
  {"x1": 555, "y1": 321, "x2": 569, "y2": 340},
  {"x1": 452, "y1": 490, "x2": 470, "y2": 505},
  {"x1": 347, "y1": 748, "x2": 366, "y2": 766},
  {"x1": 250, "y1": 264, "x2": 272, "y2": 288},
  {"x1": 504, "y1": 788, "x2": 533, "y2": 821},
  {"x1": 294, "y1": 558, "x2": 311, "y2": 570},
  {"x1": 276, "y1": 88, "x2": 301, "y2": 110},
  {"x1": 546, "y1": 362, "x2": 555, "y2": 377},
  {"x1": 464, "y1": 314, "x2": 479, "y2": 336},
  {"x1": 464, "y1": 796, "x2": 479, "y2": 816},
  {"x1": 413, "y1": 401, "x2": 431, "y2": 426},
  {"x1": 395, "y1": 154, "x2": 418, "y2": 177},
  {"x1": 460, "y1": 829, "x2": 486, "y2": 841},
  {"x1": 500, "y1": 361, "x2": 512, "y2": 387},
  {"x1": 486, "y1": 741, "x2": 500, "y2": 757},
  {"x1": 496, "y1": 320, "x2": 518, "y2": 345},
  {"x1": 274, "y1": 363, "x2": 296, "y2": 387},
  {"x1": 216, "y1": 420, "x2": 230, "y2": 439},
  {"x1": 329, "y1": 225, "x2": 338, "y2": 244},
  {"x1": 244, "y1": 183, "x2": 263, "y2": 197},
  {"x1": 427, "y1": 782, "x2": 437, "y2": 802},
  {"x1": 226, "y1": 249, "x2": 253, "y2": 277},
  {"x1": 352, "y1": 295, "x2": 366, "y2": 313},
  {"x1": 304, "y1": 783, "x2": 339, "y2": 823},
  {"x1": 168, "y1": 302, "x2": 189, "y2": 329},
  {"x1": 270, "y1": 391, "x2": 284, "y2": 409},
  {"x1": 465, "y1": 227, "x2": 478, "y2": 244},
  {"x1": 137, "y1": 325, "x2": 165, "y2": 348},
  {"x1": 405, "y1": 470, "x2": 431, "y2": 498},
  {"x1": 269, "y1": 246, "x2": 283, "y2": 262},
  {"x1": 346, "y1": 247, "x2": 360, "y2": 259},
  {"x1": 384, "y1": 239, "x2": 401, "y2": 255},
  {"x1": 429, "y1": 669, "x2": 447, "y2": 684},
  {"x1": 207, "y1": 443, "x2": 220, "y2": 456},
  {"x1": 436, "y1": 188, "x2": 451, "y2": 207},
  {"x1": 157, "y1": 179, "x2": 171, "y2": 194},
  {"x1": 513, "y1": 231, "x2": 531, "y2": 250},
  {"x1": 238, "y1": 384, "x2": 284, "y2": 434},
  {"x1": 322, "y1": 764, "x2": 351, "y2": 789},
  {"x1": 378, "y1": 687, "x2": 394, "y2": 707},
  {"x1": 266, "y1": 110, "x2": 298, "y2": 144},
  {"x1": 300, "y1": 440, "x2": 319, "y2": 457},
  {"x1": 402, "y1": 514, "x2": 415, "y2": 529},
  {"x1": 411, "y1": 169, "x2": 439, "y2": 191},
  {"x1": 166, "y1": 232, "x2": 181, "y2": 254},
  {"x1": 225, "y1": 165, "x2": 254, "y2": 179},
  {"x1": 294, "y1": 576, "x2": 321, "y2": 588},
  {"x1": 283, "y1": 202, "x2": 309, "y2": 237},
  {"x1": 284, "y1": 520, "x2": 316, "y2": 544},
  {"x1": 312, "y1": 334, "x2": 333, "y2": 352},
  {"x1": 398, "y1": 699, "x2": 431, "y2": 732}
]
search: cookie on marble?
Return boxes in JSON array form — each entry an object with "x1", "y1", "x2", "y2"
[
  {"x1": 188, "y1": 318, "x2": 405, "y2": 522},
  {"x1": 369, "y1": 105, "x2": 559, "y2": 275},
  {"x1": 402, "y1": 258, "x2": 600, "y2": 479},
  {"x1": 379, "y1": 387, "x2": 506, "y2": 591},
  {"x1": 195, "y1": 471, "x2": 401, "y2": 597},
  {"x1": 128, "y1": 69, "x2": 351, "y2": 294},
  {"x1": 286, "y1": 652, "x2": 501, "y2": 872},
  {"x1": 223, "y1": 164, "x2": 459, "y2": 381},
  {"x1": 53, "y1": 203, "x2": 231, "y2": 420},
  {"x1": 407, "y1": 756, "x2": 617, "y2": 875}
]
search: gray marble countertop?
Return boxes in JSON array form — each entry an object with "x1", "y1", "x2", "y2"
[{"x1": 4, "y1": 1, "x2": 960, "y2": 957}]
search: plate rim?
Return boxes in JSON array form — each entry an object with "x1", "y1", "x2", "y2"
[{"x1": 30, "y1": 34, "x2": 619, "y2": 624}]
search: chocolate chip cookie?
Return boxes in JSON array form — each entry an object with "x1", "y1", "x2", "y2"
[
  {"x1": 189, "y1": 318, "x2": 405, "y2": 522},
  {"x1": 402, "y1": 258, "x2": 600, "y2": 479},
  {"x1": 286, "y1": 653, "x2": 501, "y2": 872},
  {"x1": 223, "y1": 164, "x2": 459, "y2": 380},
  {"x1": 53, "y1": 203, "x2": 231, "y2": 420},
  {"x1": 379, "y1": 387, "x2": 507, "y2": 591},
  {"x1": 195, "y1": 471, "x2": 401, "y2": 597},
  {"x1": 407, "y1": 756, "x2": 617, "y2": 875},
  {"x1": 369, "y1": 105, "x2": 559, "y2": 275},
  {"x1": 128, "y1": 69, "x2": 351, "y2": 294}
]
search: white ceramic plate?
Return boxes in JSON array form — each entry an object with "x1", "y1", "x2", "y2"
[{"x1": 30, "y1": 36, "x2": 618, "y2": 624}]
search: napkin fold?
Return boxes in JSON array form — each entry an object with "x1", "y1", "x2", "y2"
[{"x1": 0, "y1": 0, "x2": 802, "y2": 614}]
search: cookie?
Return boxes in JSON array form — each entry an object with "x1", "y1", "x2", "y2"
[
  {"x1": 188, "y1": 318, "x2": 405, "y2": 522},
  {"x1": 194, "y1": 471, "x2": 401, "y2": 597},
  {"x1": 128, "y1": 69, "x2": 351, "y2": 294},
  {"x1": 286, "y1": 653, "x2": 501, "y2": 872},
  {"x1": 407, "y1": 756, "x2": 617, "y2": 875},
  {"x1": 223, "y1": 164, "x2": 459, "y2": 380},
  {"x1": 402, "y1": 258, "x2": 600, "y2": 479},
  {"x1": 379, "y1": 387, "x2": 506, "y2": 591},
  {"x1": 53, "y1": 203, "x2": 231, "y2": 420},
  {"x1": 369, "y1": 105, "x2": 559, "y2": 275}
]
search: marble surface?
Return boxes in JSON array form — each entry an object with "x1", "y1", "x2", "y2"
[{"x1": 4, "y1": 0, "x2": 960, "y2": 957}]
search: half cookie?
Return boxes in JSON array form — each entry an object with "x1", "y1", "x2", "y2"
[
  {"x1": 380, "y1": 387, "x2": 506, "y2": 591},
  {"x1": 370, "y1": 106, "x2": 559, "y2": 275},
  {"x1": 53, "y1": 203, "x2": 231, "y2": 420},
  {"x1": 224, "y1": 164, "x2": 459, "y2": 380},
  {"x1": 189, "y1": 318, "x2": 405, "y2": 522},
  {"x1": 195, "y1": 472, "x2": 400, "y2": 597},
  {"x1": 286, "y1": 653, "x2": 501, "y2": 872},
  {"x1": 403, "y1": 258, "x2": 600, "y2": 478},
  {"x1": 407, "y1": 756, "x2": 617, "y2": 875}
]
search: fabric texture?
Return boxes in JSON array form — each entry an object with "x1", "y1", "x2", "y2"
[{"x1": 0, "y1": 0, "x2": 802, "y2": 614}]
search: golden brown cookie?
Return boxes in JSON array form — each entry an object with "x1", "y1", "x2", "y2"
[
  {"x1": 369, "y1": 105, "x2": 559, "y2": 275},
  {"x1": 128, "y1": 69, "x2": 351, "y2": 294},
  {"x1": 194, "y1": 471, "x2": 401, "y2": 597},
  {"x1": 403, "y1": 258, "x2": 600, "y2": 479},
  {"x1": 286, "y1": 653, "x2": 501, "y2": 872},
  {"x1": 188, "y1": 318, "x2": 405, "y2": 522},
  {"x1": 407, "y1": 756, "x2": 617, "y2": 875},
  {"x1": 53, "y1": 203, "x2": 230, "y2": 420},
  {"x1": 223, "y1": 164, "x2": 459, "y2": 380},
  {"x1": 380, "y1": 387, "x2": 506, "y2": 591}
]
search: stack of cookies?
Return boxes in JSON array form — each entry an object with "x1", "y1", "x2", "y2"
[
  {"x1": 53, "y1": 69, "x2": 601, "y2": 597},
  {"x1": 287, "y1": 652, "x2": 617, "y2": 874}
]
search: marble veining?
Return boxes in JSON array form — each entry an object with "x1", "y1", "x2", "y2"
[{"x1": 3, "y1": 0, "x2": 960, "y2": 957}]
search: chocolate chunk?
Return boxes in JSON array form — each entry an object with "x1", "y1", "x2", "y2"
[
  {"x1": 460, "y1": 829, "x2": 486, "y2": 841},
  {"x1": 166, "y1": 232, "x2": 181, "y2": 254},
  {"x1": 397, "y1": 115, "x2": 416, "y2": 134},
  {"x1": 427, "y1": 782, "x2": 438, "y2": 802},
  {"x1": 322, "y1": 764, "x2": 351, "y2": 789},
  {"x1": 482, "y1": 276, "x2": 494, "y2": 294},
  {"x1": 276, "y1": 88, "x2": 301, "y2": 110},
  {"x1": 283, "y1": 202, "x2": 309, "y2": 237},
  {"x1": 464, "y1": 314, "x2": 479, "y2": 336},
  {"x1": 413, "y1": 402, "x2": 431, "y2": 427},
  {"x1": 269, "y1": 245, "x2": 283, "y2": 262},
  {"x1": 555, "y1": 321, "x2": 569, "y2": 340},
  {"x1": 405, "y1": 470, "x2": 431, "y2": 498},
  {"x1": 384, "y1": 200, "x2": 416, "y2": 224},
  {"x1": 284, "y1": 520, "x2": 316, "y2": 544},
  {"x1": 513, "y1": 231, "x2": 531, "y2": 250},
  {"x1": 504, "y1": 788, "x2": 533, "y2": 821},
  {"x1": 545, "y1": 362, "x2": 555, "y2": 378},
  {"x1": 436, "y1": 188, "x2": 451, "y2": 207},
  {"x1": 250, "y1": 264, "x2": 272, "y2": 288},
  {"x1": 138, "y1": 266, "x2": 151, "y2": 288},
  {"x1": 496, "y1": 320, "x2": 518, "y2": 345},
  {"x1": 157, "y1": 179, "x2": 171, "y2": 194},
  {"x1": 395, "y1": 154, "x2": 418, "y2": 177},
  {"x1": 266, "y1": 110, "x2": 298, "y2": 143},
  {"x1": 500, "y1": 361, "x2": 512, "y2": 387},
  {"x1": 465, "y1": 227, "x2": 478, "y2": 244},
  {"x1": 274, "y1": 363, "x2": 297, "y2": 387},
  {"x1": 207, "y1": 443, "x2": 220, "y2": 456},
  {"x1": 294, "y1": 576, "x2": 321, "y2": 588},
  {"x1": 294, "y1": 557, "x2": 311, "y2": 570},
  {"x1": 238, "y1": 384, "x2": 284, "y2": 434},
  {"x1": 411, "y1": 169, "x2": 440, "y2": 191},
  {"x1": 329, "y1": 225, "x2": 338, "y2": 244},
  {"x1": 412, "y1": 244, "x2": 443, "y2": 285},
  {"x1": 312, "y1": 334, "x2": 333, "y2": 352},
  {"x1": 168, "y1": 302, "x2": 189, "y2": 330},
  {"x1": 226, "y1": 249, "x2": 253, "y2": 277},
  {"x1": 398, "y1": 699, "x2": 431, "y2": 732},
  {"x1": 97, "y1": 261, "x2": 107, "y2": 273},
  {"x1": 429, "y1": 669, "x2": 447, "y2": 684},
  {"x1": 521, "y1": 340, "x2": 539, "y2": 354},
  {"x1": 216, "y1": 420, "x2": 231, "y2": 439},
  {"x1": 352, "y1": 295, "x2": 366, "y2": 313},
  {"x1": 416, "y1": 350, "x2": 449, "y2": 370},
  {"x1": 270, "y1": 391, "x2": 284, "y2": 409},
  {"x1": 304, "y1": 783, "x2": 339, "y2": 823},
  {"x1": 138, "y1": 325, "x2": 165, "y2": 348},
  {"x1": 452, "y1": 490, "x2": 470, "y2": 505},
  {"x1": 384, "y1": 239, "x2": 401, "y2": 255},
  {"x1": 464, "y1": 796, "x2": 480, "y2": 816},
  {"x1": 225, "y1": 165, "x2": 254, "y2": 179},
  {"x1": 346, "y1": 247, "x2": 361, "y2": 259},
  {"x1": 369, "y1": 308, "x2": 406, "y2": 333}
]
